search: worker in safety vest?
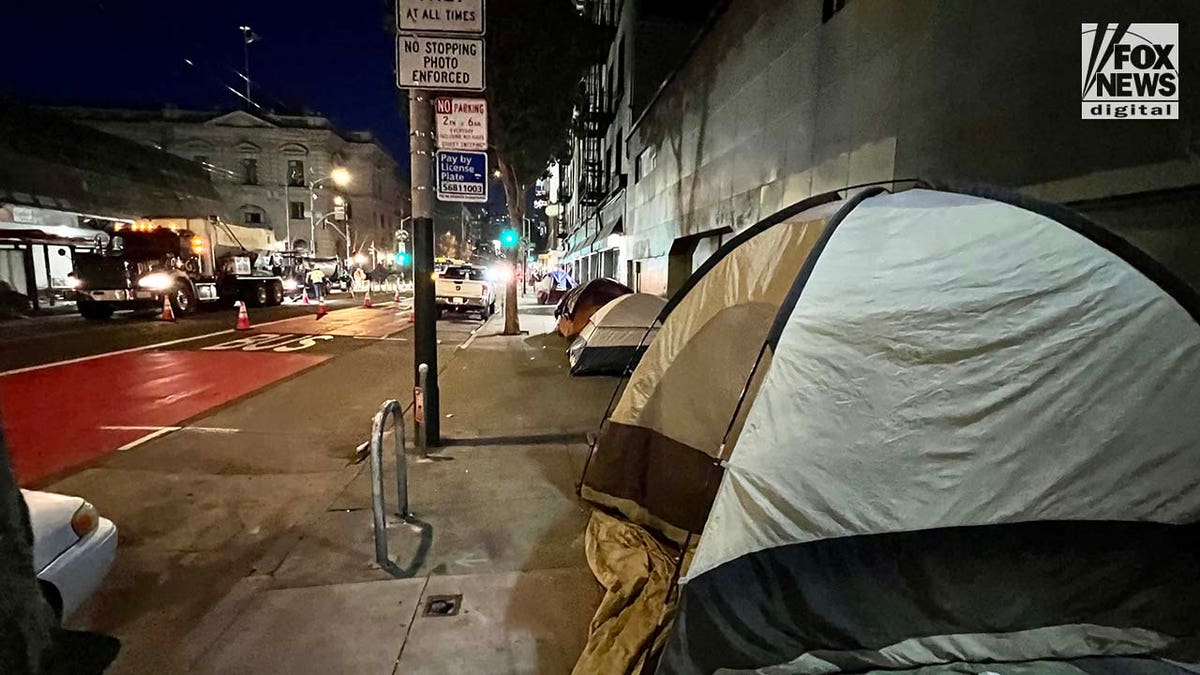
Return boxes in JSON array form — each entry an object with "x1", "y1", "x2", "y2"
[{"x1": 306, "y1": 267, "x2": 327, "y2": 300}]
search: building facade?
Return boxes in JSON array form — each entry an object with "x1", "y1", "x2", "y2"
[
  {"x1": 53, "y1": 107, "x2": 410, "y2": 261},
  {"x1": 560, "y1": 0, "x2": 1200, "y2": 296}
]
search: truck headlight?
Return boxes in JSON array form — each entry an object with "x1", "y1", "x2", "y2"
[
  {"x1": 283, "y1": 279, "x2": 299, "y2": 291},
  {"x1": 137, "y1": 273, "x2": 173, "y2": 291}
]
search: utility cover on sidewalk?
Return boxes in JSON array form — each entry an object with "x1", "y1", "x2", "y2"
[{"x1": 423, "y1": 594, "x2": 462, "y2": 617}]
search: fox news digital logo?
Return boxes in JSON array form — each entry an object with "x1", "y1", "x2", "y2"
[{"x1": 1082, "y1": 23, "x2": 1179, "y2": 119}]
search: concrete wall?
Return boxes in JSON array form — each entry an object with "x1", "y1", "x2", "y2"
[{"x1": 626, "y1": 0, "x2": 1200, "y2": 295}]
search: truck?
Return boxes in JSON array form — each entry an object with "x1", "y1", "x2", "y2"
[
  {"x1": 435, "y1": 264, "x2": 496, "y2": 319},
  {"x1": 71, "y1": 217, "x2": 286, "y2": 320}
]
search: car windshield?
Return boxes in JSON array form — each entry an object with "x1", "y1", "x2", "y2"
[{"x1": 443, "y1": 266, "x2": 486, "y2": 281}]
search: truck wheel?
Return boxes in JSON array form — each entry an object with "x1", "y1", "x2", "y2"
[
  {"x1": 251, "y1": 284, "x2": 269, "y2": 307},
  {"x1": 489, "y1": 301, "x2": 496, "y2": 315},
  {"x1": 78, "y1": 301, "x2": 114, "y2": 321},
  {"x1": 268, "y1": 282, "x2": 283, "y2": 306},
  {"x1": 170, "y1": 285, "x2": 195, "y2": 315}
]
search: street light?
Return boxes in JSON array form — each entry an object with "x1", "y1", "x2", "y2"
[{"x1": 308, "y1": 168, "x2": 352, "y2": 256}]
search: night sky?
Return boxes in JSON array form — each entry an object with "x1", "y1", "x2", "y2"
[{"x1": 2, "y1": 0, "x2": 410, "y2": 164}]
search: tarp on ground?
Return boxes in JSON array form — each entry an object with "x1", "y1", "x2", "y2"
[
  {"x1": 656, "y1": 187, "x2": 1200, "y2": 673},
  {"x1": 572, "y1": 511, "x2": 679, "y2": 675},
  {"x1": 569, "y1": 293, "x2": 667, "y2": 376}
]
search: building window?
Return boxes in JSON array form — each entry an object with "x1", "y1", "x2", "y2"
[
  {"x1": 636, "y1": 146, "x2": 657, "y2": 183},
  {"x1": 616, "y1": 36, "x2": 626, "y2": 102},
  {"x1": 289, "y1": 201, "x2": 305, "y2": 219},
  {"x1": 287, "y1": 160, "x2": 305, "y2": 187},
  {"x1": 615, "y1": 130, "x2": 623, "y2": 180},
  {"x1": 241, "y1": 158, "x2": 258, "y2": 185},
  {"x1": 822, "y1": 0, "x2": 847, "y2": 22},
  {"x1": 245, "y1": 211, "x2": 263, "y2": 224}
]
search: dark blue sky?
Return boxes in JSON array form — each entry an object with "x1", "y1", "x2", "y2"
[{"x1": 2, "y1": 0, "x2": 409, "y2": 161}]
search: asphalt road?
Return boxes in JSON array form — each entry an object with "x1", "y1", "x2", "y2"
[{"x1": 0, "y1": 295, "x2": 371, "y2": 373}]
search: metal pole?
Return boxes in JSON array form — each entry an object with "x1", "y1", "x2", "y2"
[
  {"x1": 283, "y1": 182, "x2": 292, "y2": 249},
  {"x1": 368, "y1": 407, "x2": 389, "y2": 566},
  {"x1": 417, "y1": 363, "x2": 429, "y2": 459},
  {"x1": 410, "y1": 89, "x2": 440, "y2": 445},
  {"x1": 309, "y1": 179, "x2": 317, "y2": 256}
]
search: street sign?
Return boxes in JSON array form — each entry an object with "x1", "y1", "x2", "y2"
[
  {"x1": 435, "y1": 97, "x2": 488, "y2": 150},
  {"x1": 435, "y1": 150, "x2": 488, "y2": 203},
  {"x1": 396, "y1": 35, "x2": 485, "y2": 92},
  {"x1": 398, "y1": 0, "x2": 485, "y2": 35}
]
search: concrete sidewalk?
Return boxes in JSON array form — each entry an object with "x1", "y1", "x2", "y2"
[{"x1": 184, "y1": 295, "x2": 614, "y2": 674}]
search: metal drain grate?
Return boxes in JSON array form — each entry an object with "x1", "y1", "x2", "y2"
[{"x1": 422, "y1": 594, "x2": 462, "y2": 617}]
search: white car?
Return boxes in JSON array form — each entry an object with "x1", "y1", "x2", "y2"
[{"x1": 22, "y1": 490, "x2": 118, "y2": 619}]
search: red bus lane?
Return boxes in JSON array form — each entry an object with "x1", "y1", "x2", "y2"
[
  {"x1": 0, "y1": 349, "x2": 328, "y2": 484},
  {"x1": 1, "y1": 305, "x2": 414, "y2": 483}
]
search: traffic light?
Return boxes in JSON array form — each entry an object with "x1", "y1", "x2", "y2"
[
  {"x1": 500, "y1": 228, "x2": 519, "y2": 248},
  {"x1": 395, "y1": 251, "x2": 411, "y2": 265}
]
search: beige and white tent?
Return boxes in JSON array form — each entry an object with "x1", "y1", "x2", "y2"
[
  {"x1": 578, "y1": 191, "x2": 845, "y2": 543},
  {"x1": 568, "y1": 293, "x2": 667, "y2": 376}
]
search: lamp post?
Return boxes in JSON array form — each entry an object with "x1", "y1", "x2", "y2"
[{"x1": 308, "y1": 167, "x2": 351, "y2": 256}]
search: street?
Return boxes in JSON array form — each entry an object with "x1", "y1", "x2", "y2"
[{"x1": 4, "y1": 293, "x2": 610, "y2": 673}]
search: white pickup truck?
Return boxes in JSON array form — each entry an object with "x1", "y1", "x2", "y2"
[{"x1": 435, "y1": 264, "x2": 496, "y2": 319}]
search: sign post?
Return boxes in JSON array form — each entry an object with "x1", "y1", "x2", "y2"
[{"x1": 397, "y1": 0, "x2": 486, "y2": 447}]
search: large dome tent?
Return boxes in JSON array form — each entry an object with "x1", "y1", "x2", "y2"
[
  {"x1": 651, "y1": 186, "x2": 1200, "y2": 673},
  {"x1": 577, "y1": 188, "x2": 850, "y2": 542}
]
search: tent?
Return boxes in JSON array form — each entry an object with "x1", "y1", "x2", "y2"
[
  {"x1": 615, "y1": 187, "x2": 1200, "y2": 673},
  {"x1": 555, "y1": 278, "x2": 632, "y2": 338},
  {"x1": 568, "y1": 293, "x2": 667, "y2": 376},
  {"x1": 579, "y1": 191, "x2": 845, "y2": 542}
]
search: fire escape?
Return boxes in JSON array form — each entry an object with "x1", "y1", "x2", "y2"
[{"x1": 575, "y1": 63, "x2": 612, "y2": 208}]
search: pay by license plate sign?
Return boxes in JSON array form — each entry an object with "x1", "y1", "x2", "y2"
[{"x1": 435, "y1": 150, "x2": 488, "y2": 203}]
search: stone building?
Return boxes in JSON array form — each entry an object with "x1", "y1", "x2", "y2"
[
  {"x1": 560, "y1": 0, "x2": 1200, "y2": 295},
  {"x1": 52, "y1": 106, "x2": 410, "y2": 261}
]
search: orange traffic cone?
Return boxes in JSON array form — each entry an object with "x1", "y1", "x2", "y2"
[
  {"x1": 363, "y1": 289, "x2": 373, "y2": 309},
  {"x1": 235, "y1": 301, "x2": 251, "y2": 330},
  {"x1": 160, "y1": 294, "x2": 175, "y2": 322},
  {"x1": 316, "y1": 298, "x2": 327, "y2": 319},
  {"x1": 302, "y1": 286, "x2": 310, "y2": 305}
]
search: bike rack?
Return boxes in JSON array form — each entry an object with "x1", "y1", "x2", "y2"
[{"x1": 368, "y1": 399, "x2": 412, "y2": 572}]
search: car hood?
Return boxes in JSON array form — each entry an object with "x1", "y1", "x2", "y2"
[{"x1": 21, "y1": 490, "x2": 83, "y2": 571}]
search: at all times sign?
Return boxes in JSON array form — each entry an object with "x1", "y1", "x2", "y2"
[{"x1": 398, "y1": 0, "x2": 485, "y2": 35}]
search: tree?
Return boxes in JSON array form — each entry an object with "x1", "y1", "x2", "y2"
[{"x1": 485, "y1": 0, "x2": 608, "y2": 334}]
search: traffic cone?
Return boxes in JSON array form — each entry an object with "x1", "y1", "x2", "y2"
[
  {"x1": 302, "y1": 286, "x2": 310, "y2": 305},
  {"x1": 235, "y1": 301, "x2": 251, "y2": 330},
  {"x1": 316, "y1": 298, "x2": 327, "y2": 319},
  {"x1": 363, "y1": 289, "x2": 373, "y2": 309},
  {"x1": 160, "y1": 294, "x2": 175, "y2": 322}
]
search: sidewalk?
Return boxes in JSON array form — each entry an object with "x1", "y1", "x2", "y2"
[{"x1": 183, "y1": 295, "x2": 615, "y2": 674}]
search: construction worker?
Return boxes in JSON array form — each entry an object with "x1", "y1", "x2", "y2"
[{"x1": 307, "y1": 266, "x2": 327, "y2": 301}]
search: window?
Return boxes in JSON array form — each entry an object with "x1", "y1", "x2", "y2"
[
  {"x1": 289, "y1": 201, "x2": 306, "y2": 219},
  {"x1": 287, "y1": 160, "x2": 305, "y2": 187},
  {"x1": 615, "y1": 130, "x2": 623, "y2": 179},
  {"x1": 636, "y1": 146, "x2": 657, "y2": 183},
  {"x1": 244, "y1": 211, "x2": 263, "y2": 224},
  {"x1": 241, "y1": 158, "x2": 258, "y2": 185},
  {"x1": 822, "y1": 0, "x2": 847, "y2": 22},
  {"x1": 616, "y1": 37, "x2": 626, "y2": 102}
]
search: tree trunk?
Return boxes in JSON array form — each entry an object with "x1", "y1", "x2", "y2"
[{"x1": 500, "y1": 161, "x2": 524, "y2": 335}]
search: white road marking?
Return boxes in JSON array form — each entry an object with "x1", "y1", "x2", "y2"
[
  {"x1": 0, "y1": 309, "x2": 355, "y2": 378},
  {"x1": 117, "y1": 427, "x2": 181, "y2": 450}
]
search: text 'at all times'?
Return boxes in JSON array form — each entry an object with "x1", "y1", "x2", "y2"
[{"x1": 404, "y1": 7, "x2": 479, "y2": 24}]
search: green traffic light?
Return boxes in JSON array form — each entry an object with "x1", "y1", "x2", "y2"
[
  {"x1": 395, "y1": 252, "x2": 411, "y2": 265},
  {"x1": 500, "y1": 229, "x2": 519, "y2": 247}
]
